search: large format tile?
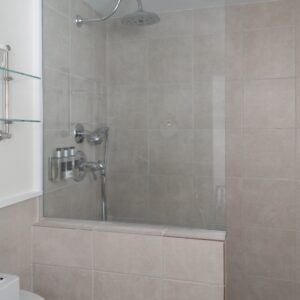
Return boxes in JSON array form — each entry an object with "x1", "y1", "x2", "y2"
[
  {"x1": 243, "y1": 27, "x2": 295, "y2": 79},
  {"x1": 43, "y1": 6, "x2": 70, "y2": 72},
  {"x1": 148, "y1": 84, "x2": 193, "y2": 130},
  {"x1": 244, "y1": 79, "x2": 295, "y2": 129},
  {"x1": 194, "y1": 7, "x2": 225, "y2": 36},
  {"x1": 94, "y1": 272, "x2": 161, "y2": 300},
  {"x1": 242, "y1": 179, "x2": 295, "y2": 229},
  {"x1": 108, "y1": 129, "x2": 148, "y2": 175},
  {"x1": 163, "y1": 237, "x2": 224, "y2": 284},
  {"x1": 148, "y1": 175, "x2": 197, "y2": 226},
  {"x1": 33, "y1": 226, "x2": 93, "y2": 268},
  {"x1": 43, "y1": 68, "x2": 69, "y2": 131},
  {"x1": 43, "y1": 0, "x2": 69, "y2": 16},
  {"x1": 245, "y1": 276, "x2": 297, "y2": 300},
  {"x1": 225, "y1": 80, "x2": 243, "y2": 129},
  {"x1": 227, "y1": 0, "x2": 295, "y2": 31},
  {"x1": 149, "y1": 130, "x2": 194, "y2": 175},
  {"x1": 107, "y1": 174, "x2": 148, "y2": 221},
  {"x1": 148, "y1": 38, "x2": 193, "y2": 84},
  {"x1": 194, "y1": 34, "x2": 225, "y2": 81},
  {"x1": 243, "y1": 129, "x2": 295, "y2": 179},
  {"x1": 225, "y1": 129, "x2": 243, "y2": 178},
  {"x1": 107, "y1": 85, "x2": 147, "y2": 130},
  {"x1": 33, "y1": 264, "x2": 93, "y2": 300},
  {"x1": 194, "y1": 79, "x2": 225, "y2": 130},
  {"x1": 93, "y1": 231, "x2": 162, "y2": 276},
  {"x1": 163, "y1": 280, "x2": 224, "y2": 300},
  {"x1": 225, "y1": 178, "x2": 243, "y2": 226},
  {"x1": 107, "y1": 39, "x2": 148, "y2": 85},
  {"x1": 244, "y1": 227, "x2": 296, "y2": 280}
]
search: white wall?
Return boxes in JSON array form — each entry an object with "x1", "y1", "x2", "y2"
[{"x1": 0, "y1": 0, "x2": 42, "y2": 207}]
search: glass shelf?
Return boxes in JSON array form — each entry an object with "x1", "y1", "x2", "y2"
[
  {"x1": 0, "y1": 118, "x2": 41, "y2": 123},
  {"x1": 0, "y1": 66, "x2": 41, "y2": 80}
]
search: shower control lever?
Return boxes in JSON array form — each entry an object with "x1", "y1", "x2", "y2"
[{"x1": 83, "y1": 160, "x2": 106, "y2": 180}]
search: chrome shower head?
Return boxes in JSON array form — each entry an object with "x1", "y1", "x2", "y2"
[{"x1": 121, "y1": 0, "x2": 160, "y2": 26}]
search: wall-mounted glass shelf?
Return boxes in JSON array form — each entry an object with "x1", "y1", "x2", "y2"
[
  {"x1": 0, "y1": 118, "x2": 41, "y2": 123},
  {"x1": 0, "y1": 66, "x2": 41, "y2": 80}
]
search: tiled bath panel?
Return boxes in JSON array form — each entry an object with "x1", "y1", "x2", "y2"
[{"x1": 32, "y1": 223, "x2": 225, "y2": 300}]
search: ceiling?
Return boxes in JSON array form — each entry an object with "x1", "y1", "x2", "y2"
[{"x1": 84, "y1": 0, "x2": 277, "y2": 17}]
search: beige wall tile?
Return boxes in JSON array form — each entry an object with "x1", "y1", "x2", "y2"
[
  {"x1": 148, "y1": 175, "x2": 197, "y2": 226},
  {"x1": 225, "y1": 226, "x2": 245, "y2": 277},
  {"x1": 245, "y1": 276, "x2": 297, "y2": 300},
  {"x1": 194, "y1": 7, "x2": 225, "y2": 36},
  {"x1": 226, "y1": 129, "x2": 243, "y2": 178},
  {"x1": 163, "y1": 280, "x2": 224, "y2": 300},
  {"x1": 225, "y1": 80, "x2": 243, "y2": 129},
  {"x1": 244, "y1": 27, "x2": 295, "y2": 79},
  {"x1": 244, "y1": 227, "x2": 296, "y2": 280},
  {"x1": 194, "y1": 34, "x2": 225, "y2": 81},
  {"x1": 148, "y1": 84, "x2": 193, "y2": 130},
  {"x1": 33, "y1": 264, "x2": 93, "y2": 300},
  {"x1": 93, "y1": 231, "x2": 162, "y2": 276},
  {"x1": 148, "y1": 38, "x2": 193, "y2": 84},
  {"x1": 296, "y1": 79, "x2": 300, "y2": 128},
  {"x1": 296, "y1": 25, "x2": 300, "y2": 77},
  {"x1": 225, "y1": 31, "x2": 243, "y2": 80},
  {"x1": 107, "y1": 85, "x2": 147, "y2": 130},
  {"x1": 0, "y1": 198, "x2": 37, "y2": 290},
  {"x1": 194, "y1": 80, "x2": 225, "y2": 130},
  {"x1": 107, "y1": 174, "x2": 148, "y2": 221},
  {"x1": 243, "y1": 129, "x2": 295, "y2": 179},
  {"x1": 226, "y1": 178, "x2": 243, "y2": 226},
  {"x1": 242, "y1": 179, "x2": 295, "y2": 229},
  {"x1": 146, "y1": 10, "x2": 193, "y2": 39},
  {"x1": 43, "y1": 68, "x2": 69, "y2": 131},
  {"x1": 163, "y1": 237, "x2": 224, "y2": 284},
  {"x1": 33, "y1": 226, "x2": 93, "y2": 268},
  {"x1": 94, "y1": 272, "x2": 162, "y2": 300},
  {"x1": 238, "y1": 0, "x2": 294, "y2": 30},
  {"x1": 43, "y1": 0, "x2": 69, "y2": 16},
  {"x1": 149, "y1": 130, "x2": 194, "y2": 176},
  {"x1": 295, "y1": 232, "x2": 300, "y2": 282},
  {"x1": 244, "y1": 79, "x2": 295, "y2": 129},
  {"x1": 108, "y1": 129, "x2": 148, "y2": 175},
  {"x1": 107, "y1": 39, "x2": 148, "y2": 85},
  {"x1": 43, "y1": 6, "x2": 70, "y2": 72}
]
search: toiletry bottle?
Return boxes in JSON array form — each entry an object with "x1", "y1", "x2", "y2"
[
  {"x1": 55, "y1": 148, "x2": 62, "y2": 181},
  {"x1": 68, "y1": 147, "x2": 75, "y2": 178},
  {"x1": 61, "y1": 148, "x2": 69, "y2": 179}
]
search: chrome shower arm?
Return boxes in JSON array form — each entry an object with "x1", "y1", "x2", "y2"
[{"x1": 75, "y1": 0, "x2": 122, "y2": 26}]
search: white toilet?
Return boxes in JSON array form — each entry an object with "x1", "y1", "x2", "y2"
[{"x1": 0, "y1": 274, "x2": 44, "y2": 300}]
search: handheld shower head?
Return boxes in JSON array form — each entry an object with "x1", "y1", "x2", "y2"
[
  {"x1": 74, "y1": 124, "x2": 109, "y2": 145},
  {"x1": 87, "y1": 127, "x2": 109, "y2": 145}
]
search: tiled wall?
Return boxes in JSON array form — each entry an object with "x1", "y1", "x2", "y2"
[
  {"x1": 32, "y1": 223, "x2": 225, "y2": 300},
  {"x1": 225, "y1": 0, "x2": 300, "y2": 299},
  {"x1": 42, "y1": 0, "x2": 106, "y2": 220},
  {"x1": 0, "y1": 198, "x2": 38, "y2": 290},
  {"x1": 105, "y1": 8, "x2": 226, "y2": 228}
]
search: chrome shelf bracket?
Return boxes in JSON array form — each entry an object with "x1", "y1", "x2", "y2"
[{"x1": 0, "y1": 45, "x2": 12, "y2": 142}]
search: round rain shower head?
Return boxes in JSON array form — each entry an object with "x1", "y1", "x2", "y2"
[{"x1": 121, "y1": 9, "x2": 160, "y2": 26}]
